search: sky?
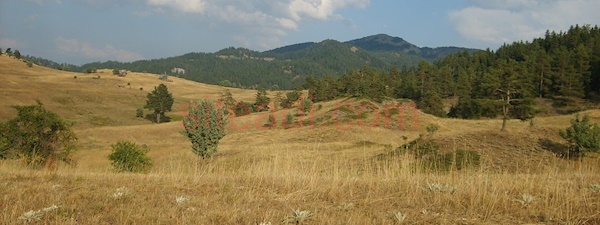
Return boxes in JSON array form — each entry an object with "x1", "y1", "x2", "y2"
[{"x1": 1, "y1": 0, "x2": 600, "y2": 65}]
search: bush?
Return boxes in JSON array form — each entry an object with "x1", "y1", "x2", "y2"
[
  {"x1": 265, "y1": 114, "x2": 276, "y2": 127},
  {"x1": 0, "y1": 101, "x2": 77, "y2": 168},
  {"x1": 426, "y1": 123, "x2": 439, "y2": 136},
  {"x1": 300, "y1": 98, "x2": 313, "y2": 114},
  {"x1": 559, "y1": 114, "x2": 600, "y2": 158},
  {"x1": 284, "y1": 113, "x2": 295, "y2": 129},
  {"x1": 234, "y1": 101, "x2": 252, "y2": 117},
  {"x1": 85, "y1": 68, "x2": 97, "y2": 74},
  {"x1": 136, "y1": 108, "x2": 144, "y2": 118},
  {"x1": 108, "y1": 141, "x2": 152, "y2": 173}
]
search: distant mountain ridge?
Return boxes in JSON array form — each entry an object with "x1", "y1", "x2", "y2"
[
  {"x1": 346, "y1": 34, "x2": 478, "y2": 61},
  {"x1": 40, "y1": 34, "x2": 478, "y2": 89}
]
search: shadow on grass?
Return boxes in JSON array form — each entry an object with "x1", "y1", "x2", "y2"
[{"x1": 539, "y1": 138, "x2": 569, "y2": 158}]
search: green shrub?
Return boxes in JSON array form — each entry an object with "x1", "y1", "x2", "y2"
[
  {"x1": 301, "y1": 98, "x2": 313, "y2": 114},
  {"x1": 559, "y1": 114, "x2": 600, "y2": 158},
  {"x1": 426, "y1": 123, "x2": 440, "y2": 136},
  {"x1": 108, "y1": 141, "x2": 152, "y2": 173},
  {"x1": 0, "y1": 101, "x2": 77, "y2": 168},
  {"x1": 422, "y1": 149, "x2": 480, "y2": 172},
  {"x1": 421, "y1": 154, "x2": 452, "y2": 172},
  {"x1": 136, "y1": 108, "x2": 144, "y2": 118},
  {"x1": 85, "y1": 68, "x2": 97, "y2": 74},
  {"x1": 234, "y1": 101, "x2": 252, "y2": 117},
  {"x1": 265, "y1": 114, "x2": 276, "y2": 127},
  {"x1": 450, "y1": 149, "x2": 481, "y2": 170},
  {"x1": 284, "y1": 113, "x2": 295, "y2": 128}
]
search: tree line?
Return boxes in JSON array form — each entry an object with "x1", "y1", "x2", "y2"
[{"x1": 302, "y1": 25, "x2": 600, "y2": 130}]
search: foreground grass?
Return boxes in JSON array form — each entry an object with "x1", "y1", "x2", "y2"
[{"x1": 1, "y1": 153, "x2": 599, "y2": 225}]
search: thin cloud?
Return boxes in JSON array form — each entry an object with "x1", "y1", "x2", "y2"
[
  {"x1": 449, "y1": 0, "x2": 600, "y2": 47},
  {"x1": 23, "y1": 0, "x2": 62, "y2": 5},
  {"x1": 0, "y1": 38, "x2": 24, "y2": 49},
  {"x1": 140, "y1": 0, "x2": 370, "y2": 50},
  {"x1": 147, "y1": 0, "x2": 207, "y2": 13},
  {"x1": 56, "y1": 37, "x2": 144, "y2": 62},
  {"x1": 288, "y1": 0, "x2": 369, "y2": 21}
]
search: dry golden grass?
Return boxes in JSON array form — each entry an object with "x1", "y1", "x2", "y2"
[{"x1": 1, "y1": 55, "x2": 599, "y2": 224}]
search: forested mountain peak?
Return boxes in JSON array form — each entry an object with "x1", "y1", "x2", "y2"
[
  {"x1": 346, "y1": 34, "x2": 419, "y2": 52},
  {"x1": 265, "y1": 42, "x2": 316, "y2": 54}
]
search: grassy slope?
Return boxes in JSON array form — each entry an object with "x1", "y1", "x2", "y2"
[{"x1": 1, "y1": 55, "x2": 599, "y2": 224}]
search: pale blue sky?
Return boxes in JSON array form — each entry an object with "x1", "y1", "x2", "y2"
[{"x1": 1, "y1": 0, "x2": 599, "y2": 65}]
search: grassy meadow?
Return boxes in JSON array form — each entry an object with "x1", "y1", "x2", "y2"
[{"x1": 1, "y1": 55, "x2": 599, "y2": 224}]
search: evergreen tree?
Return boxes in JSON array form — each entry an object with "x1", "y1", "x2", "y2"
[
  {"x1": 13, "y1": 50, "x2": 21, "y2": 59},
  {"x1": 529, "y1": 46, "x2": 553, "y2": 98},
  {"x1": 144, "y1": 84, "x2": 174, "y2": 123},
  {"x1": 455, "y1": 68, "x2": 472, "y2": 98},
  {"x1": 418, "y1": 91, "x2": 446, "y2": 117},
  {"x1": 552, "y1": 47, "x2": 582, "y2": 97},
  {"x1": 254, "y1": 89, "x2": 271, "y2": 112},
  {"x1": 417, "y1": 61, "x2": 430, "y2": 96},
  {"x1": 219, "y1": 89, "x2": 236, "y2": 110},
  {"x1": 560, "y1": 114, "x2": 600, "y2": 158},
  {"x1": 573, "y1": 44, "x2": 592, "y2": 96},
  {"x1": 484, "y1": 60, "x2": 536, "y2": 131},
  {"x1": 400, "y1": 69, "x2": 419, "y2": 99},
  {"x1": 181, "y1": 100, "x2": 228, "y2": 159},
  {"x1": 281, "y1": 89, "x2": 301, "y2": 108}
]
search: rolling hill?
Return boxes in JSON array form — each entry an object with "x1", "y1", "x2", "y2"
[{"x1": 1, "y1": 55, "x2": 599, "y2": 224}]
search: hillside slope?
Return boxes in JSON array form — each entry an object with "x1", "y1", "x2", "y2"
[
  {"x1": 2, "y1": 55, "x2": 598, "y2": 172},
  {"x1": 0, "y1": 54, "x2": 259, "y2": 129},
  {"x1": 1, "y1": 55, "x2": 599, "y2": 224}
]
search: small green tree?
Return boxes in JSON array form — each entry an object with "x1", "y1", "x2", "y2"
[
  {"x1": 219, "y1": 80, "x2": 233, "y2": 87},
  {"x1": 270, "y1": 84, "x2": 280, "y2": 91},
  {"x1": 112, "y1": 69, "x2": 120, "y2": 75},
  {"x1": 284, "y1": 113, "x2": 295, "y2": 129},
  {"x1": 219, "y1": 89, "x2": 236, "y2": 110},
  {"x1": 5, "y1": 48, "x2": 12, "y2": 56},
  {"x1": 273, "y1": 91, "x2": 284, "y2": 111},
  {"x1": 13, "y1": 50, "x2": 21, "y2": 59},
  {"x1": 181, "y1": 99, "x2": 228, "y2": 159},
  {"x1": 108, "y1": 141, "x2": 152, "y2": 173},
  {"x1": 301, "y1": 98, "x2": 313, "y2": 114},
  {"x1": 560, "y1": 114, "x2": 600, "y2": 158},
  {"x1": 0, "y1": 101, "x2": 77, "y2": 167},
  {"x1": 144, "y1": 84, "x2": 174, "y2": 123},
  {"x1": 254, "y1": 89, "x2": 270, "y2": 112},
  {"x1": 281, "y1": 90, "x2": 301, "y2": 108}
]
